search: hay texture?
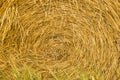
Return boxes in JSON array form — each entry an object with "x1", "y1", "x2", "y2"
[{"x1": 0, "y1": 0, "x2": 120, "y2": 80}]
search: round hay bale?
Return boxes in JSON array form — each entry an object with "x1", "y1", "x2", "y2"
[{"x1": 0, "y1": 0, "x2": 120, "y2": 80}]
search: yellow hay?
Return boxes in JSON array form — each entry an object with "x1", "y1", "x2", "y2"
[{"x1": 0, "y1": 0, "x2": 120, "y2": 80}]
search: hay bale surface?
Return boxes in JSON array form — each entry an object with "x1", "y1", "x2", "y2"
[{"x1": 0, "y1": 0, "x2": 120, "y2": 80}]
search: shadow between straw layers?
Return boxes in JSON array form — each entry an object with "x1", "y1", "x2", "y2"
[{"x1": 0, "y1": 0, "x2": 120, "y2": 80}]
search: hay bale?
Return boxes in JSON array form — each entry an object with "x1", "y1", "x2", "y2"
[{"x1": 0, "y1": 0, "x2": 120, "y2": 80}]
